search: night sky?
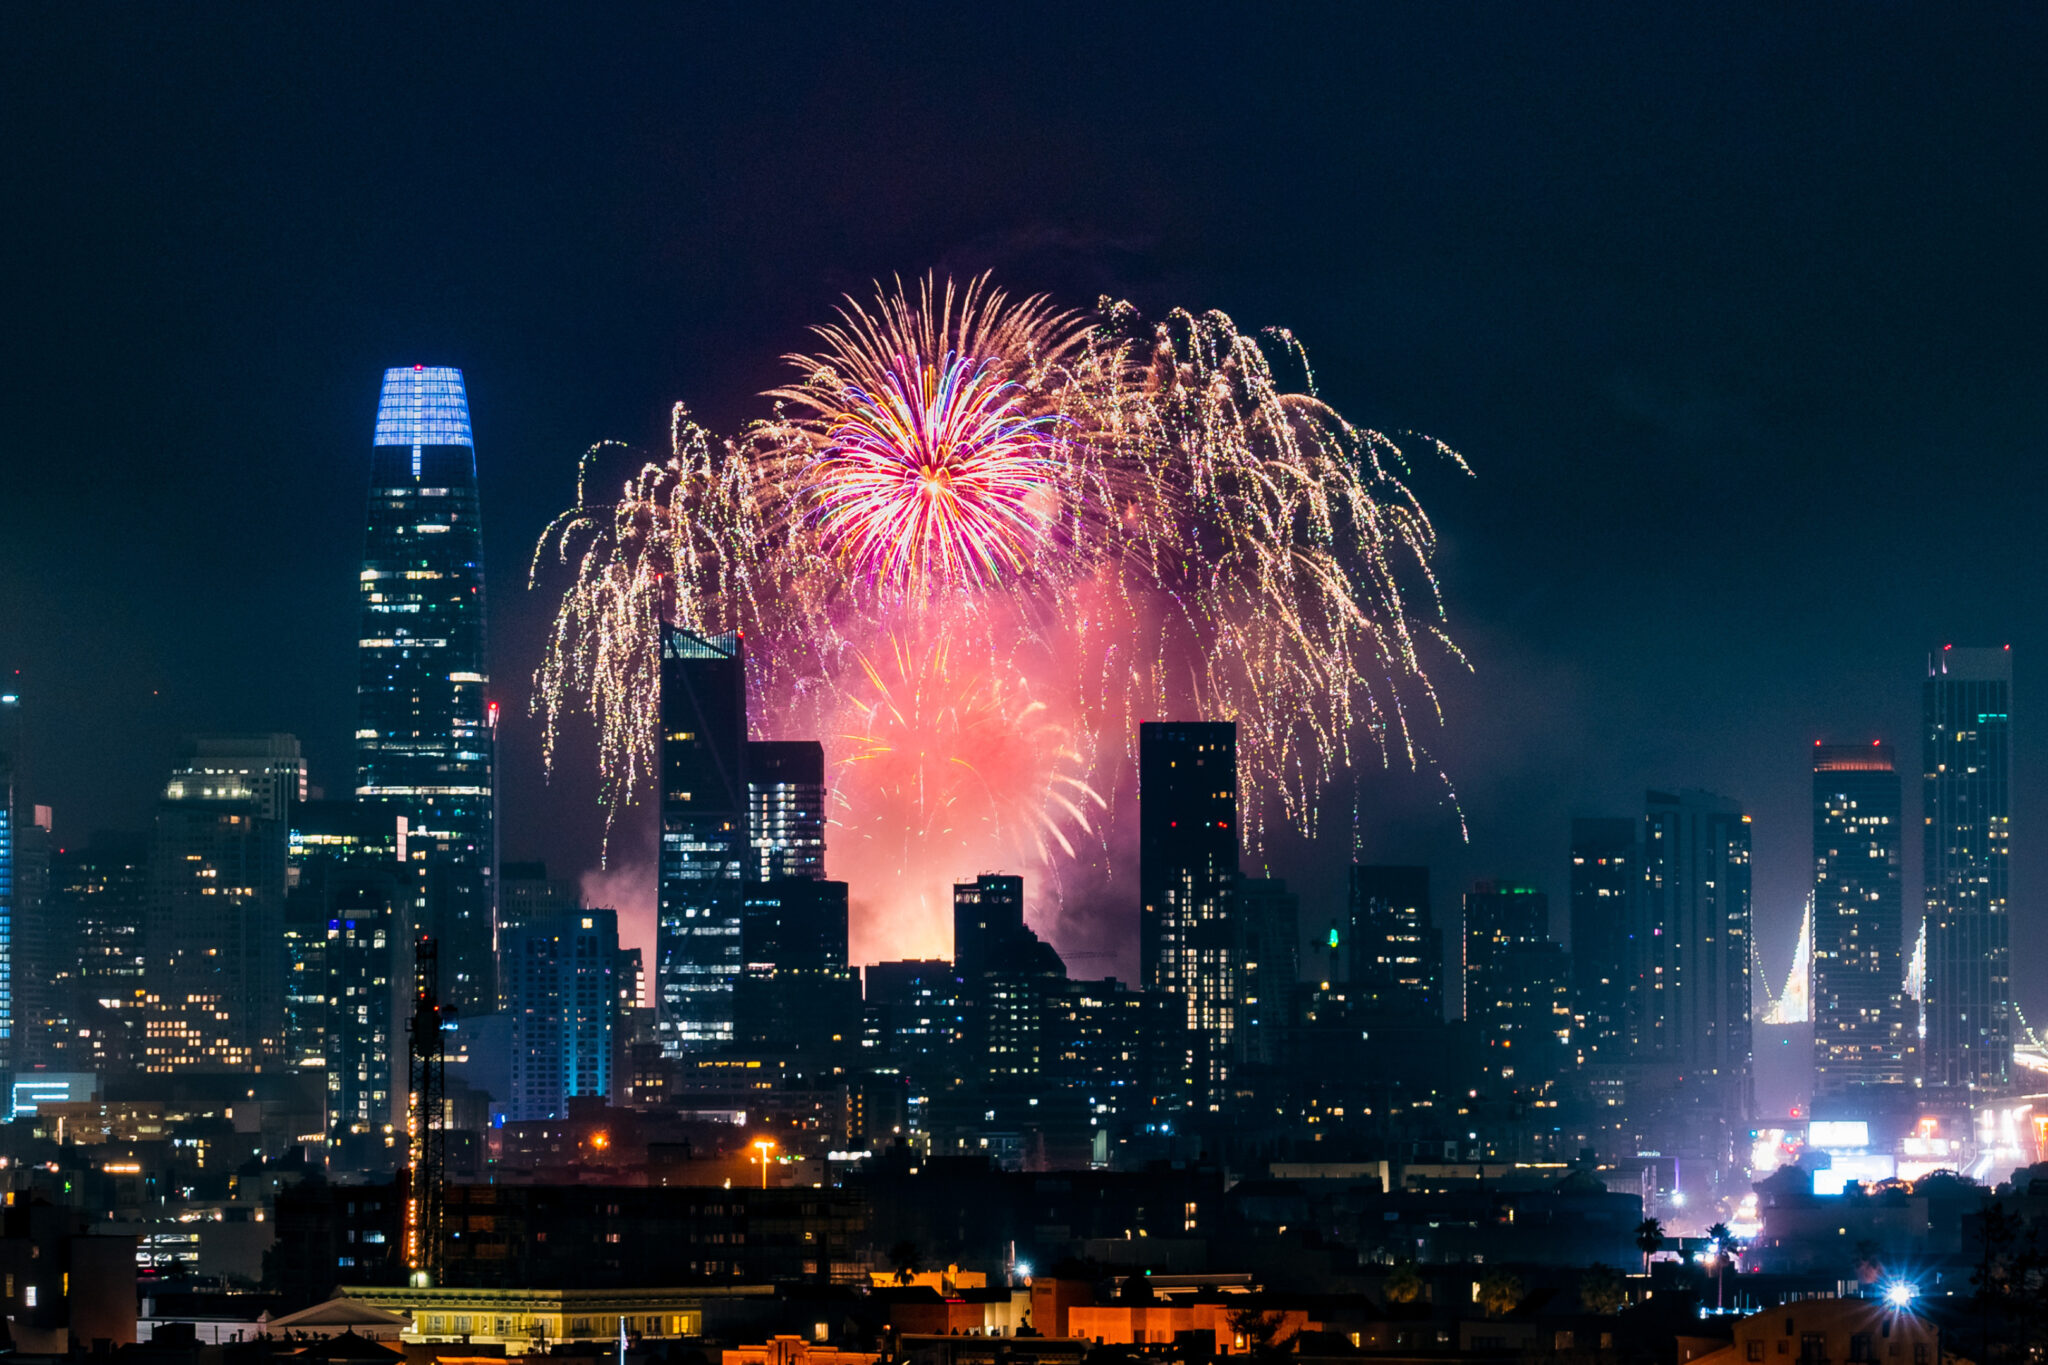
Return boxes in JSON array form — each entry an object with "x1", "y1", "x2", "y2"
[{"x1": 5, "y1": 8, "x2": 2045, "y2": 1007}]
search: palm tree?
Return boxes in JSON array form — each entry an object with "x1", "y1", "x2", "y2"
[
  {"x1": 1705, "y1": 1222, "x2": 1735, "y2": 1310},
  {"x1": 1478, "y1": 1271, "x2": 1525, "y2": 1319},
  {"x1": 1579, "y1": 1263, "x2": 1626, "y2": 1316},
  {"x1": 1635, "y1": 1218, "x2": 1666, "y2": 1275},
  {"x1": 1385, "y1": 1260, "x2": 1424, "y2": 1307}
]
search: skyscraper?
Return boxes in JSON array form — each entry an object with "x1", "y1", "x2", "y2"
[
  {"x1": 736, "y1": 878, "x2": 857, "y2": 1054},
  {"x1": 1461, "y1": 882, "x2": 1570, "y2": 1094},
  {"x1": 657, "y1": 626, "x2": 748, "y2": 1053},
  {"x1": 1568, "y1": 819, "x2": 1638, "y2": 1066},
  {"x1": 1138, "y1": 721, "x2": 1237, "y2": 1104},
  {"x1": 0, "y1": 695, "x2": 21, "y2": 1082},
  {"x1": 325, "y1": 879, "x2": 403, "y2": 1166},
  {"x1": 1638, "y1": 789, "x2": 1752, "y2": 1108},
  {"x1": 1346, "y1": 865, "x2": 1441, "y2": 1016},
  {"x1": 504, "y1": 908, "x2": 619, "y2": 1121},
  {"x1": 48, "y1": 830, "x2": 148, "y2": 1074},
  {"x1": 287, "y1": 800, "x2": 402, "y2": 1077},
  {"x1": 1233, "y1": 876, "x2": 1299, "y2": 1067},
  {"x1": 146, "y1": 736, "x2": 298, "y2": 1070},
  {"x1": 1461, "y1": 882, "x2": 1549, "y2": 1022},
  {"x1": 1923, "y1": 646, "x2": 2013, "y2": 1093},
  {"x1": 744, "y1": 741, "x2": 826, "y2": 881},
  {"x1": 355, "y1": 365, "x2": 497, "y2": 1018},
  {"x1": 1811, "y1": 743, "x2": 1905, "y2": 1097}
]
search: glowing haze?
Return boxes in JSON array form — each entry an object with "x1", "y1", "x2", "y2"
[{"x1": 533, "y1": 275, "x2": 1467, "y2": 963}]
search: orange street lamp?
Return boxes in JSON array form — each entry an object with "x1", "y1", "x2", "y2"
[{"x1": 754, "y1": 1138, "x2": 776, "y2": 1189}]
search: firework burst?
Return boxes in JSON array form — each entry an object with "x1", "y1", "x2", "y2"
[{"x1": 532, "y1": 274, "x2": 1467, "y2": 960}]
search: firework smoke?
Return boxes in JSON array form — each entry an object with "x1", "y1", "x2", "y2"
[{"x1": 532, "y1": 275, "x2": 1466, "y2": 962}]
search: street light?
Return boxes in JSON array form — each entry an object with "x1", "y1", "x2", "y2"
[
  {"x1": 754, "y1": 1138, "x2": 776, "y2": 1189},
  {"x1": 1884, "y1": 1281, "x2": 1916, "y2": 1309}
]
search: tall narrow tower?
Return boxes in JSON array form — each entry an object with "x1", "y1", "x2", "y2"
[
  {"x1": 356, "y1": 366, "x2": 497, "y2": 1017},
  {"x1": 1811, "y1": 743, "x2": 1904, "y2": 1096},
  {"x1": 656, "y1": 626, "x2": 748, "y2": 1053},
  {"x1": 1139, "y1": 721, "x2": 1238, "y2": 1106},
  {"x1": 1923, "y1": 646, "x2": 2012, "y2": 1092}
]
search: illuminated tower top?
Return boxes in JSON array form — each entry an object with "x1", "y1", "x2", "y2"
[{"x1": 373, "y1": 365, "x2": 474, "y2": 450}]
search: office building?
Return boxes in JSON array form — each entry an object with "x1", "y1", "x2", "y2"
[
  {"x1": 1138, "y1": 721, "x2": 1237, "y2": 1103},
  {"x1": 1923, "y1": 646, "x2": 2013, "y2": 1092},
  {"x1": 1233, "y1": 876, "x2": 1298, "y2": 1067},
  {"x1": 1811, "y1": 744, "x2": 1905, "y2": 1097},
  {"x1": 287, "y1": 801, "x2": 402, "y2": 1075},
  {"x1": 46, "y1": 831, "x2": 148, "y2": 1073},
  {"x1": 862, "y1": 960, "x2": 967, "y2": 1089},
  {"x1": 656, "y1": 627, "x2": 748, "y2": 1053},
  {"x1": 146, "y1": 737, "x2": 297, "y2": 1070},
  {"x1": 1346, "y1": 865, "x2": 1440, "y2": 1016},
  {"x1": 735, "y1": 878, "x2": 858, "y2": 1053},
  {"x1": 744, "y1": 741, "x2": 826, "y2": 881},
  {"x1": 504, "y1": 908, "x2": 619, "y2": 1121},
  {"x1": 1568, "y1": 819, "x2": 1638, "y2": 1065},
  {"x1": 356, "y1": 365, "x2": 497, "y2": 1018},
  {"x1": 1639, "y1": 789, "x2": 1753, "y2": 1107},
  {"x1": 500, "y1": 861, "x2": 581, "y2": 937}
]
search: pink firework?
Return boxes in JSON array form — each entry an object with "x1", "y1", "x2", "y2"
[{"x1": 810, "y1": 352, "x2": 1063, "y2": 594}]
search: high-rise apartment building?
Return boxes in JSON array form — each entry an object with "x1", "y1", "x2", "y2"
[
  {"x1": 504, "y1": 908, "x2": 619, "y2": 1121},
  {"x1": 1139, "y1": 722, "x2": 1237, "y2": 1103},
  {"x1": 1638, "y1": 789, "x2": 1752, "y2": 1108},
  {"x1": 1811, "y1": 744, "x2": 1906, "y2": 1097},
  {"x1": 1569, "y1": 819, "x2": 1638, "y2": 1066},
  {"x1": 325, "y1": 880, "x2": 403, "y2": 1166},
  {"x1": 499, "y1": 861, "x2": 581, "y2": 938},
  {"x1": 745, "y1": 741, "x2": 826, "y2": 881},
  {"x1": 950, "y1": 874, "x2": 1065, "y2": 1088},
  {"x1": 1346, "y1": 865, "x2": 1440, "y2": 1016},
  {"x1": 356, "y1": 365, "x2": 497, "y2": 1018},
  {"x1": 1923, "y1": 646, "x2": 2013, "y2": 1092},
  {"x1": 657, "y1": 627, "x2": 748, "y2": 1053},
  {"x1": 1461, "y1": 882, "x2": 1549, "y2": 1023},
  {"x1": 146, "y1": 736, "x2": 298, "y2": 1070}
]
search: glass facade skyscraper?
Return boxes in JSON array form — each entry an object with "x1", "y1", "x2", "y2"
[
  {"x1": 1923, "y1": 646, "x2": 2012, "y2": 1092},
  {"x1": 744, "y1": 741, "x2": 827, "y2": 881},
  {"x1": 657, "y1": 626, "x2": 748, "y2": 1053},
  {"x1": 355, "y1": 365, "x2": 497, "y2": 1018},
  {"x1": 1811, "y1": 743, "x2": 1905, "y2": 1096}
]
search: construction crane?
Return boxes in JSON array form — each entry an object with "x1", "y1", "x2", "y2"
[{"x1": 405, "y1": 934, "x2": 454, "y2": 1287}]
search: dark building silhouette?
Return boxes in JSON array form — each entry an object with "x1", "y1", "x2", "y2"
[
  {"x1": 1568, "y1": 818, "x2": 1638, "y2": 1066},
  {"x1": 1811, "y1": 743, "x2": 1906, "y2": 1097},
  {"x1": 1138, "y1": 721, "x2": 1237, "y2": 1105},
  {"x1": 1233, "y1": 876, "x2": 1298, "y2": 1066},
  {"x1": 744, "y1": 741, "x2": 827, "y2": 881},
  {"x1": 1345, "y1": 865, "x2": 1441, "y2": 1017},
  {"x1": 737, "y1": 878, "x2": 857, "y2": 1053},
  {"x1": 355, "y1": 365, "x2": 497, "y2": 1017},
  {"x1": 1922, "y1": 646, "x2": 2012, "y2": 1092},
  {"x1": 657, "y1": 626, "x2": 748, "y2": 1054},
  {"x1": 951, "y1": 875, "x2": 1065, "y2": 1089}
]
